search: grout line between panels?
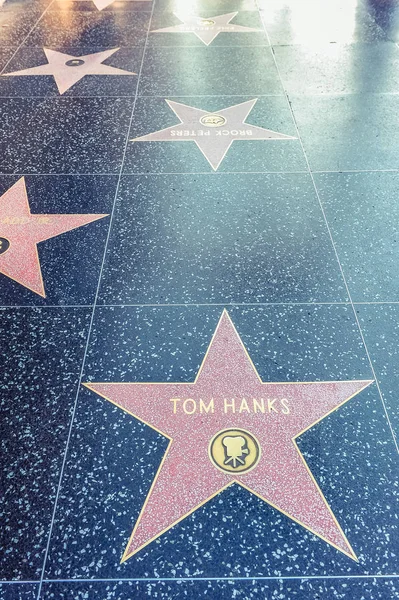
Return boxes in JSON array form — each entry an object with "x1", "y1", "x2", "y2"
[{"x1": 1, "y1": 574, "x2": 399, "y2": 585}]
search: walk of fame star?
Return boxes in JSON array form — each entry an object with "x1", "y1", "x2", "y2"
[
  {"x1": 0, "y1": 177, "x2": 108, "y2": 297},
  {"x1": 85, "y1": 311, "x2": 373, "y2": 562},
  {"x1": 131, "y1": 99, "x2": 296, "y2": 170},
  {"x1": 71, "y1": 0, "x2": 152, "y2": 11},
  {"x1": 152, "y1": 12, "x2": 262, "y2": 46},
  {"x1": 2, "y1": 48, "x2": 135, "y2": 95}
]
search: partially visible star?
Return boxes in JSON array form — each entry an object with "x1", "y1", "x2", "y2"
[
  {"x1": 90, "y1": 0, "x2": 151, "y2": 11},
  {"x1": 131, "y1": 98, "x2": 296, "y2": 170},
  {"x1": 0, "y1": 177, "x2": 108, "y2": 297},
  {"x1": 152, "y1": 12, "x2": 262, "y2": 45},
  {"x1": 2, "y1": 48, "x2": 135, "y2": 95},
  {"x1": 85, "y1": 311, "x2": 373, "y2": 561}
]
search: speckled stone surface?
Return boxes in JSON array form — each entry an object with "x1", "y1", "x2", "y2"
[
  {"x1": 0, "y1": 47, "x2": 143, "y2": 97},
  {"x1": 98, "y1": 174, "x2": 346, "y2": 304},
  {"x1": 139, "y1": 47, "x2": 282, "y2": 96},
  {"x1": 274, "y1": 42, "x2": 399, "y2": 95},
  {"x1": 0, "y1": 308, "x2": 91, "y2": 580},
  {"x1": 124, "y1": 95, "x2": 306, "y2": 173},
  {"x1": 0, "y1": 97, "x2": 133, "y2": 173},
  {"x1": 40, "y1": 579, "x2": 326, "y2": 599},
  {"x1": 40, "y1": 578, "x2": 399, "y2": 599},
  {"x1": 0, "y1": 48, "x2": 16, "y2": 71},
  {"x1": 1, "y1": 0, "x2": 398, "y2": 596},
  {"x1": 0, "y1": 584, "x2": 38, "y2": 600},
  {"x1": 314, "y1": 172, "x2": 399, "y2": 302},
  {"x1": 366, "y1": 0, "x2": 399, "y2": 42},
  {"x1": 0, "y1": 5, "x2": 44, "y2": 48},
  {"x1": 290, "y1": 94, "x2": 399, "y2": 172},
  {"x1": 357, "y1": 303, "x2": 399, "y2": 441},
  {"x1": 24, "y1": 10, "x2": 151, "y2": 48}
]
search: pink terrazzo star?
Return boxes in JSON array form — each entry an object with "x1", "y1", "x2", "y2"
[
  {"x1": 2, "y1": 48, "x2": 135, "y2": 95},
  {"x1": 152, "y1": 12, "x2": 262, "y2": 46},
  {"x1": 131, "y1": 98, "x2": 296, "y2": 170},
  {"x1": 0, "y1": 177, "x2": 108, "y2": 297},
  {"x1": 85, "y1": 311, "x2": 373, "y2": 562},
  {"x1": 90, "y1": 0, "x2": 151, "y2": 10}
]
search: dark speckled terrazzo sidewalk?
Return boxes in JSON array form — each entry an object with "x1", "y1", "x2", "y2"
[{"x1": 0, "y1": 1, "x2": 398, "y2": 599}]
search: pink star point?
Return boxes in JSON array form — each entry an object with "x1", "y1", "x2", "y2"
[
  {"x1": 0, "y1": 177, "x2": 108, "y2": 297},
  {"x1": 3, "y1": 48, "x2": 135, "y2": 95},
  {"x1": 85, "y1": 311, "x2": 373, "y2": 561}
]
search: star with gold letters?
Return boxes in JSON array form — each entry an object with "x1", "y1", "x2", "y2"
[
  {"x1": 131, "y1": 99, "x2": 296, "y2": 170},
  {"x1": 0, "y1": 177, "x2": 108, "y2": 297},
  {"x1": 2, "y1": 48, "x2": 135, "y2": 95},
  {"x1": 152, "y1": 12, "x2": 262, "y2": 46},
  {"x1": 85, "y1": 311, "x2": 373, "y2": 562}
]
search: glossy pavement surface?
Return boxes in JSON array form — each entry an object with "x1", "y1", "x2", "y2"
[{"x1": 0, "y1": 0, "x2": 398, "y2": 598}]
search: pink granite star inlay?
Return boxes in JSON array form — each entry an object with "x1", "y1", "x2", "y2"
[
  {"x1": 152, "y1": 12, "x2": 262, "y2": 46},
  {"x1": 131, "y1": 98, "x2": 296, "y2": 170},
  {"x1": 2, "y1": 48, "x2": 135, "y2": 95},
  {"x1": 0, "y1": 177, "x2": 108, "y2": 297},
  {"x1": 85, "y1": 311, "x2": 373, "y2": 562}
]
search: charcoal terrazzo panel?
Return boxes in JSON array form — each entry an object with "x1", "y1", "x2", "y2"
[
  {"x1": 24, "y1": 9, "x2": 151, "y2": 47},
  {"x1": 0, "y1": 3, "x2": 45, "y2": 48},
  {"x1": 0, "y1": 49, "x2": 17, "y2": 71},
  {"x1": 40, "y1": 578, "x2": 326, "y2": 599},
  {"x1": 0, "y1": 307, "x2": 91, "y2": 580},
  {"x1": 0, "y1": 46, "x2": 143, "y2": 97},
  {"x1": 0, "y1": 97, "x2": 133, "y2": 174},
  {"x1": 314, "y1": 172, "x2": 399, "y2": 302},
  {"x1": 98, "y1": 173, "x2": 346, "y2": 305},
  {"x1": 356, "y1": 303, "x2": 399, "y2": 440},
  {"x1": 273, "y1": 42, "x2": 399, "y2": 95},
  {"x1": 0, "y1": 175, "x2": 115, "y2": 305},
  {"x1": 289, "y1": 94, "x2": 399, "y2": 172},
  {"x1": 323, "y1": 578, "x2": 399, "y2": 599},
  {"x1": 0, "y1": 584, "x2": 39, "y2": 600},
  {"x1": 43, "y1": 306, "x2": 397, "y2": 579},
  {"x1": 124, "y1": 95, "x2": 306, "y2": 174},
  {"x1": 139, "y1": 46, "x2": 281, "y2": 96}
]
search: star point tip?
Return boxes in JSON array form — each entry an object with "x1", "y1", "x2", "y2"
[
  {"x1": 82, "y1": 382, "x2": 94, "y2": 390},
  {"x1": 345, "y1": 546, "x2": 359, "y2": 562}
]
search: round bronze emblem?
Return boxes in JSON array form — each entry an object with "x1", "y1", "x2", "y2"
[
  {"x1": 0, "y1": 237, "x2": 10, "y2": 255},
  {"x1": 65, "y1": 59, "x2": 85, "y2": 67},
  {"x1": 209, "y1": 428, "x2": 261, "y2": 474},
  {"x1": 200, "y1": 114, "x2": 227, "y2": 128},
  {"x1": 198, "y1": 19, "x2": 215, "y2": 27}
]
